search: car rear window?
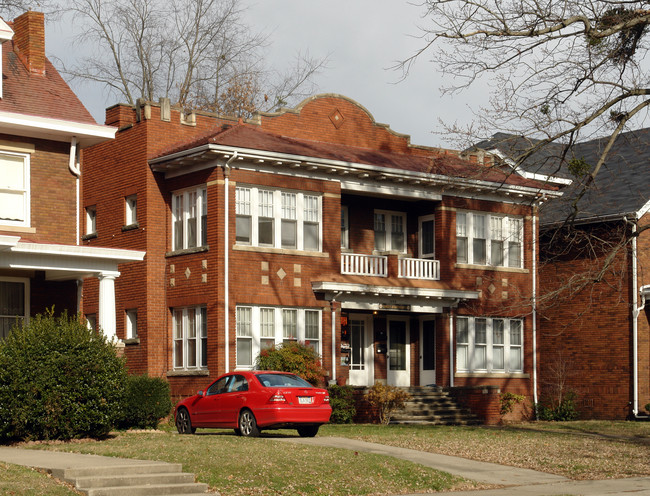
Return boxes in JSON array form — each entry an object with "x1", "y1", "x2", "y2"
[{"x1": 256, "y1": 373, "x2": 313, "y2": 388}]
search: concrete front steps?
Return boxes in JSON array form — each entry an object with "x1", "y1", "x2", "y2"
[
  {"x1": 390, "y1": 387, "x2": 481, "y2": 426},
  {"x1": 56, "y1": 461, "x2": 209, "y2": 496}
]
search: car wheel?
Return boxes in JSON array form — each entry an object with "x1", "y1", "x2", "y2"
[
  {"x1": 297, "y1": 425, "x2": 320, "y2": 437},
  {"x1": 238, "y1": 409, "x2": 260, "y2": 437},
  {"x1": 176, "y1": 407, "x2": 195, "y2": 434}
]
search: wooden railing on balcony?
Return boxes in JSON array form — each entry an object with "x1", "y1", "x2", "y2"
[
  {"x1": 341, "y1": 253, "x2": 388, "y2": 277},
  {"x1": 398, "y1": 257, "x2": 440, "y2": 280}
]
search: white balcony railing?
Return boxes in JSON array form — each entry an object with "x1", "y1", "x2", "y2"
[
  {"x1": 398, "y1": 257, "x2": 440, "y2": 280},
  {"x1": 341, "y1": 253, "x2": 388, "y2": 277}
]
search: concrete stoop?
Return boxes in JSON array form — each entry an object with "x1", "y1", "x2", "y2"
[
  {"x1": 390, "y1": 386, "x2": 481, "y2": 426},
  {"x1": 52, "y1": 461, "x2": 209, "y2": 496}
]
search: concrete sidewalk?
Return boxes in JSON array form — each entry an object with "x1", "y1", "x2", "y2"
[{"x1": 278, "y1": 437, "x2": 650, "y2": 495}]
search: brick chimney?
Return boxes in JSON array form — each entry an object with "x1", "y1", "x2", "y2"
[{"x1": 13, "y1": 11, "x2": 45, "y2": 75}]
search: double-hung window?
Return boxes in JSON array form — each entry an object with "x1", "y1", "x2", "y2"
[
  {"x1": 456, "y1": 211, "x2": 524, "y2": 268},
  {"x1": 236, "y1": 306, "x2": 322, "y2": 368},
  {"x1": 172, "y1": 186, "x2": 207, "y2": 251},
  {"x1": 0, "y1": 152, "x2": 29, "y2": 227},
  {"x1": 125, "y1": 195, "x2": 137, "y2": 226},
  {"x1": 235, "y1": 186, "x2": 321, "y2": 251},
  {"x1": 173, "y1": 306, "x2": 207, "y2": 370},
  {"x1": 456, "y1": 316, "x2": 523, "y2": 373},
  {"x1": 86, "y1": 205, "x2": 97, "y2": 236},
  {"x1": 125, "y1": 308, "x2": 138, "y2": 339},
  {"x1": 374, "y1": 210, "x2": 406, "y2": 253},
  {"x1": 0, "y1": 278, "x2": 28, "y2": 339},
  {"x1": 419, "y1": 214, "x2": 435, "y2": 258}
]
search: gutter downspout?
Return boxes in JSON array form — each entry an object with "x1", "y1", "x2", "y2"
[
  {"x1": 449, "y1": 299, "x2": 459, "y2": 387},
  {"x1": 532, "y1": 199, "x2": 540, "y2": 410},
  {"x1": 223, "y1": 151, "x2": 238, "y2": 372},
  {"x1": 68, "y1": 137, "x2": 80, "y2": 245},
  {"x1": 628, "y1": 217, "x2": 640, "y2": 416}
]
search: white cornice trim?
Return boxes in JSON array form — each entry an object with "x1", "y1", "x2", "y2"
[
  {"x1": 0, "y1": 111, "x2": 116, "y2": 148},
  {"x1": 311, "y1": 281, "x2": 479, "y2": 300},
  {"x1": 11, "y1": 242, "x2": 145, "y2": 261}
]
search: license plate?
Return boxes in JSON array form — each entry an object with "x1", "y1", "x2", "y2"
[{"x1": 298, "y1": 396, "x2": 313, "y2": 405}]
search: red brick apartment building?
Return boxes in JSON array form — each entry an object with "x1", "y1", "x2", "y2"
[
  {"x1": 475, "y1": 131, "x2": 650, "y2": 419},
  {"x1": 0, "y1": 11, "x2": 143, "y2": 339},
  {"x1": 81, "y1": 94, "x2": 559, "y2": 420}
]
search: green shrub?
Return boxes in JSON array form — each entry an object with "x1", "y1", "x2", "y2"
[
  {"x1": 255, "y1": 341, "x2": 326, "y2": 386},
  {"x1": 327, "y1": 384, "x2": 356, "y2": 423},
  {"x1": 365, "y1": 383, "x2": 410, "y2": 425},
  {"x1": 500, "y1": 392, "x2": 526, "y2": 416},
  {"x1": 0, "y1": 310, "x2": 127, "y2": 441},
  {"x1": 116, "y1": 375, "x2": 172, "y2": 430},
  {"x1": 536, "y1": 391, "x2": 579, "y2": 421}
]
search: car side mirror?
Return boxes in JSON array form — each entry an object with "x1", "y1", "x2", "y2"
[{"x1": 197, "y1": 390, "x2": 204, "y2": 397}]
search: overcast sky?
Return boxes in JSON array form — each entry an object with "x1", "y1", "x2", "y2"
[{"x1": 45, "y1": 1, "x2": 486, "y2": 149}]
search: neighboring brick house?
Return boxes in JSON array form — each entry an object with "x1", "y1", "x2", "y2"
[
  {"x1": 472, "y1": 130, "x2": 650, "y2": 419},
  {"x1": 81, "y1": 94, "x2": 559, "y2": 421},
  {"x1": 0, "y1": 11, "x2": 144, "y2": 340}
]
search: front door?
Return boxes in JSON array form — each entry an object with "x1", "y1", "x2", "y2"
[
  {"x1": 419, "y1": 319, "x2": 436, "y2": 386},
  {"x1": 348, "y1": 315, "x2": 374, "y2": 386},
  {"x1": 387, "y1": 318, "x2": 410, "y2": 386}
]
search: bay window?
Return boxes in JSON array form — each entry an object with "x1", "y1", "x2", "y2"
[
  {"x1": 456, "y1": 211, "x2": 524, "y2": 268},
  {"x1": 173, "y1": 306, "x2": 207, "y2": 370},
  {"x1": 172, "y1": 186, "x2": 207, "y2": 251},
  {"x1": 236, "y1": 306, "x2": 322, "y2": 368},
  {"x1": 456, "y1": 316, "x2": 524, "y2": 373},
  {"x1": 235, "y1": 186, "x2": 321, "y2": 251}
]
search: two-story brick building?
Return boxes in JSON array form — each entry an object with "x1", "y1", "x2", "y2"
[
  {"x1": 0, "y1": 11, "x2": 144, "y2": 339},
  {"x1": 81, "y1": 95, "x2": 559, "y2": 420}
]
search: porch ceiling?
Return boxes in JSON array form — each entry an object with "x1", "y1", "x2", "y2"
[{"x1": 312, "y1": 281, "x2": 479, "y2": 313}]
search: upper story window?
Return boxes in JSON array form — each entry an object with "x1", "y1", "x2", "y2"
[
  {"x1": 419, "y1": 214, "x2": 435, "y2": 259},
  {"x1": 173, "y1": 305, "x2": 207, "y2": 370},
  {"x1": 85, "y1": 205, "x2": 97, "y2": 236},
  {"x1": 456, "y1": 316, "x2": 523, "y2": 373},
  {"x1": 235, "y1": 186, "x2": 321, "y2": 251},
  {"x1": 456, "y1": 211, "x2": 523, "y2": 268},
  {"x1": 125, "y1": 195, "x2": 137, "y2": 226},
  {"x1": 0, "y1": 277, "x2": 28, "y2": 339},
  {"x1": 374, "y1": 210, "x2": 406, "y2": 253},
  {"x1": 172, "y1": 186, "x2": 207, "y2": 251},
  {"x1": 0, "y1": 151, "x2": 30, "y2": 227},
  {"x1": 340, "y1": 206, "x2": 349, "y2": 249}
]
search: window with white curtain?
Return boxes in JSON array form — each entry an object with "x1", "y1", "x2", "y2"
[
  {"x1": 456, "y1": 316, "x2": 523, "y2": 373},
  {"x1": 0, "y1": 152, "x2": 29, "y2": 226},
  {"x1": 173, "y1": 306, "x2": 207, "y2": 370},
  {"x1": 374, "y1": 210, "x2": 406, "y2": 253},
  {"x1": 172, "y1": 187, "x2": 207, "y2": 251},
  {"x1": 456, "y1": 211, "x2": 524, "y2": 268}
]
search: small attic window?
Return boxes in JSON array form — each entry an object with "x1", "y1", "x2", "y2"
[{"x1": 0, "y1": 18, "x2": 14, "y2": 99}]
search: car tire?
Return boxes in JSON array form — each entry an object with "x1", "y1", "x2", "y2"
[
  {"x1": 233, "y1": 428, "x2": 242, "y2": 436},
  {"x1": 238, "y1": 409, "x2": 260, "y2": 437},
  {"x1": 176, "y1": 407, "x2": 196, "y2": 434},
  {"x1": 297, "y1": 425, "x2": 320, "y2": 437}
]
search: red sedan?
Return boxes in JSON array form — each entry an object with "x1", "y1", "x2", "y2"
[{"x1": 174, "y1": 371, "x2": 331, "y2": 437}]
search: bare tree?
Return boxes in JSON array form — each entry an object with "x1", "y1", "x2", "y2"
[
  {"x1": 58, "y1": 0, "x2": 326, "y2": 116},
  {"x1": 0, "y1": 1, "x2": 57, "y2": 17}
]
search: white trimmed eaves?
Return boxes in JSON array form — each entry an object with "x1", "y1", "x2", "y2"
[
  {"x1": 487, "y1": 149, "x2": 573, "y2": 187},
  {"x1": 0, "y1": 111, "x2": 116, "y2": 148},
  {"x1": 151, "y1": 143, "x2": 561, "y2": 200},
  {"x1": 311, "y1": 281, "x2": 480, "y2": 301}
]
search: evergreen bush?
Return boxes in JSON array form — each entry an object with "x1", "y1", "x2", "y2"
[
  {"x1": 327, "y1": 384, "x2": 356, "y2": 423},
  {"x1": 255, "y1": 341, "x2": 326, "y2": 386},
  {"x1": 116, "y1": 374, "x2": 172, "y2": 430},
  {"x1": 0, "y1": 310, "x2": 127, "y2": 441},
  {"x1": 536, "y1": 391, "x2": 579, "y2": 421}
]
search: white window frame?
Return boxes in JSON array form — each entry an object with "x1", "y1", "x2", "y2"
[
  {"x1": 172, "y1": 186, "x2": 207, "y2": 251},
  {"x1": 234, "y1": 186, "x2": 322, "y2": 252},
  {"x1": 340, "y1": 206, "x2": 349, "y2": 249},
  {"x1": 456, "y1": 211, "x2": 524, "y2": 268},
  {"x1": 125, "y1": 195, "x2": 137, "y2": 226},
  {"x1": 125, "y1": 308, "x2": 138, "y2": 339},
  {"x1": 0, "y1": 277, "x2": 29, "y2": 339},
  {"x1": 173, "y1": 306, "x2": 207, "y2": 370},
  {"x1": 418, "y1": 214, "x2": 435, "y2": 259},
  {"x1": 85, "y1": 205, "x2": 97, "y2": 235},
  {"x1": 235, "y1": 305, "x2": 322, "y2": 369},
  {"x1": 455, "y1": 316, "x2": 524, "y2": 373},
  {"x1": 0, "y1": 151, "x2": 30, "y2": 227},
  {"x1": 374, "y1": 209, "x2": 406, "y2": 253}
]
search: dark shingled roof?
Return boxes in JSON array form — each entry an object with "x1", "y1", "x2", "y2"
[
  {"x1": 154, "y1": 124, "x2": 557, "y2": 190},
  {"x1": 473, "y1": 130, "x2": 650, "y2": 224}
]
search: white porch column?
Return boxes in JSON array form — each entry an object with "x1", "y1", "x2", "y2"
[{"x1": 98, "y1": 272, "x2": 119, "y2": 341}]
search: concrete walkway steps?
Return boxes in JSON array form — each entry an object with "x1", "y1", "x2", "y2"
[{"x1": 0, "y1": 447, "x2": 208, "y2": 495}]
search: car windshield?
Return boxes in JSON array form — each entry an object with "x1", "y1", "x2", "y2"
[{"x1": 256, "y1": 373, "x2": 313, "y2": 388}]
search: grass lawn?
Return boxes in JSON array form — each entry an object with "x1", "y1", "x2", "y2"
[
  {"x1": 7, "y1": 420, "x2": 650, "y2": 494},
  {"x1": 0, "y1": 462, "x2": 82, "y2": 495}
]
